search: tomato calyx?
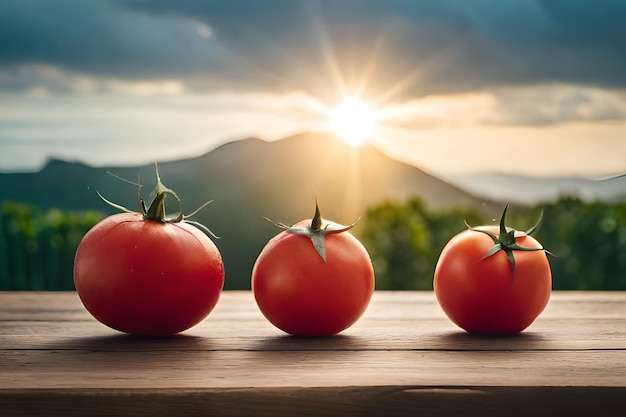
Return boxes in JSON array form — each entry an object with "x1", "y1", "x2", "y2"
[
  {"x1": 266, "y1": 199, "x2": 358, "y2": 262},
  {"x1": 465, "y1": 203, "x2": 549, "y2": 281},
  {"x1": 97, "y1": 165, "x2": 219, "y2": 239}
]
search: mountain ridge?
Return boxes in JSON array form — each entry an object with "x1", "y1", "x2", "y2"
[
  {"x1": 445, "y1": 172, "x2": 626, "y2": 204},
  {"x1": 0, "y1": 131, "x2": 499, "y2": 289}
]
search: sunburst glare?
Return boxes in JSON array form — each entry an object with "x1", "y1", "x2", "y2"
[{"x1": 329, "y1": 97, "x2": 378, "y2": 147}]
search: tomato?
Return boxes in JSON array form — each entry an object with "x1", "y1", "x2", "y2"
[
  {"x1": 252, "y1": 202, "x2": 375, "y2": 336},
  {"x1": 433, "y1": 205, "x2": 552, "y2": 334},
  {"x1": 74, "y1": 171, "x2": 224, "y2": 336}
]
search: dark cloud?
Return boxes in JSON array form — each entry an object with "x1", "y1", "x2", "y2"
[
  {"x1": 0, "y1": 0, "x2": 233, "y2": 78},
  {"x1": 1, "y1": 0, "x2": 625, "y2": 99}
]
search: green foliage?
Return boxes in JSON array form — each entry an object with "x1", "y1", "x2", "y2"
[
  {"x1": 356, "y1": 197, "x2": 626, "y2": 291},
  {"x1": 0, "y1": 202, "x2": 103, "y2": 290},
  {"x1": 534, "y1": 197, "x2": 626, "y2": 290},
  {"x1": 3, "y1": 196, "x2": 626, "y2": 291},
  {"x1": 356, "y1": 199, "x2": 482, "y2": 290}
]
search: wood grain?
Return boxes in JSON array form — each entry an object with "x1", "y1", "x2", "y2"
[
  {"x1": 2, "y1": 387, "x2": 625, "y2": 417},
  {"x1": 1, "y1": 291, "x2": 625, "y2": 417}
]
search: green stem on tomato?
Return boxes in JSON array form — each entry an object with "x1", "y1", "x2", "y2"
[
  {"x1": 266, "y1": 199, "x2": 358, "y2": 262},
  {"x1": 465, "y1": 203, "x2": 552, "y2": 282},
  {"x1": 97, "y1": 163, "x2": 219, "y2": 239}
]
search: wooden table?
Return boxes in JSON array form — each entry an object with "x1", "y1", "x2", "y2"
[{"x1": 1, "y1": 291, "x2": 625, "y2": 417}]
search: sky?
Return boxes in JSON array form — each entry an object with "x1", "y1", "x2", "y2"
[{"x1": 1, "y1": 0, "x2": 625, "y2": 177}]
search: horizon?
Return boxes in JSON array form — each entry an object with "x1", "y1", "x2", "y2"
[
  {"x1": 1, "y1": 1, "x2": 625, "y2": 178},
  {"x1": 2, "y1": 130, "x2": 624, "y2": 182}
]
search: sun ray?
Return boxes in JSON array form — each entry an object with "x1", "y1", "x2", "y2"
[
  {"x1": 304, "y1": 3, "x2": 349, "y2": 100},
  {"x1": 375, "y1": 36, "x2": 468, "y2": 106},
  {"x1": 329, "y1": 97, "x2": 378, "y2": 147}
]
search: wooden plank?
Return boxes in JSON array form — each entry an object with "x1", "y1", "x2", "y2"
[
  {"x1": 1, "y1": 291, "x2": 625, "y2": 417},
  {"x1": 2, "y1": 290, "x2": 626, "y2": 328},
  {"x1": 2, "y1": 318, "x2": 626, "y2": 351},
  {"x1": 2, "y1": 386, "x2": 626, "y2": 417},
  {"x1": 2, "y1": 349, "x2": 626, "y2": 389},
  {"x1": 3, "y1": 291, "x2": 626, "y2": 320},
  {"x1": 2, "y1": 292, "x2": 626, "y2": 351}
]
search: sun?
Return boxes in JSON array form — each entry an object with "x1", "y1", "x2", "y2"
[{"x1": 329, "y1": 97, "x2": 377, "y2": 147}]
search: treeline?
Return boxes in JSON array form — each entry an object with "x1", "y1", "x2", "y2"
[
  {"x1": 1, "y1": 197, "x2": 626, "y2": 290},
  {"x1": 0, "y1": 202, "x2": 103, "y2": 290}
]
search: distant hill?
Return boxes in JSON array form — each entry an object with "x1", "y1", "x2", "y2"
[
  {"x1": 0, "y1": 132, "x2": 496, "y2": 289},
  {"x1": 444, "y1": 173, "x2": 626, "y2": 205}
]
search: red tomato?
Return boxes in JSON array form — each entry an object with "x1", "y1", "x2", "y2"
[
  {"x1": 433, "y1": 207, "x2": 552, "y2": 334},
  {"x1": 74, "y1": 172, "x2": 224, "y2": 336},
  {"x1": 252, "y1": 205, "x2": 375, "y2": 336}
]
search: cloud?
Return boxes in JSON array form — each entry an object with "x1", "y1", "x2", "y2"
[
  {"x1": 490, "y1": 85, "x2": 626, "y2": 125},
  {"x1": 0, "y1": 88, "x2": 327, "y2": 171},
  {"x1": 0, "y1": 0, "x2": 229, "y2": 78},
  {"x1": 0, "y1": 0, "x2": 625, "y2": 100},
  {"x1": 0, "y1": 65, "x2": 187, "y2": 95},
  {"x1": 379, "y1": 85, "x2": 626, "y2": 130}
]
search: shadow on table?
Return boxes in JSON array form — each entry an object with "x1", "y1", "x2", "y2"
[
  {"x1": 251, "y1": 333, "x2": 368, "y2": 352},
  {"x1": 45, "y1": 332, "x2": 213, "y2": 352},
  {"x1": 432, "y1": 331, "x2": 551, "y2": 351}
]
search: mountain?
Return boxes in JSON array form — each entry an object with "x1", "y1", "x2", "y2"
[
  {"x1": 0, "y1": 132, "x2": 496, "y2": 289},
  {"x1": 444, "y1": 173, "x2": 626, "y2": 205}
]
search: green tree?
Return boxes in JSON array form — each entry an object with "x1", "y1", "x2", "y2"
[
  {"x1": 534, "y1": 198, "x2": 626, "y2": 290},
  {"x1": 356, "y1": 198, "x2": 482, "y2": 290},
  {"x1": 0, "y1": 202, "x2": 103, "y2": 290},
  {"x1": 357, "y1": 197, "x2": 626, "y2": 291}
]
